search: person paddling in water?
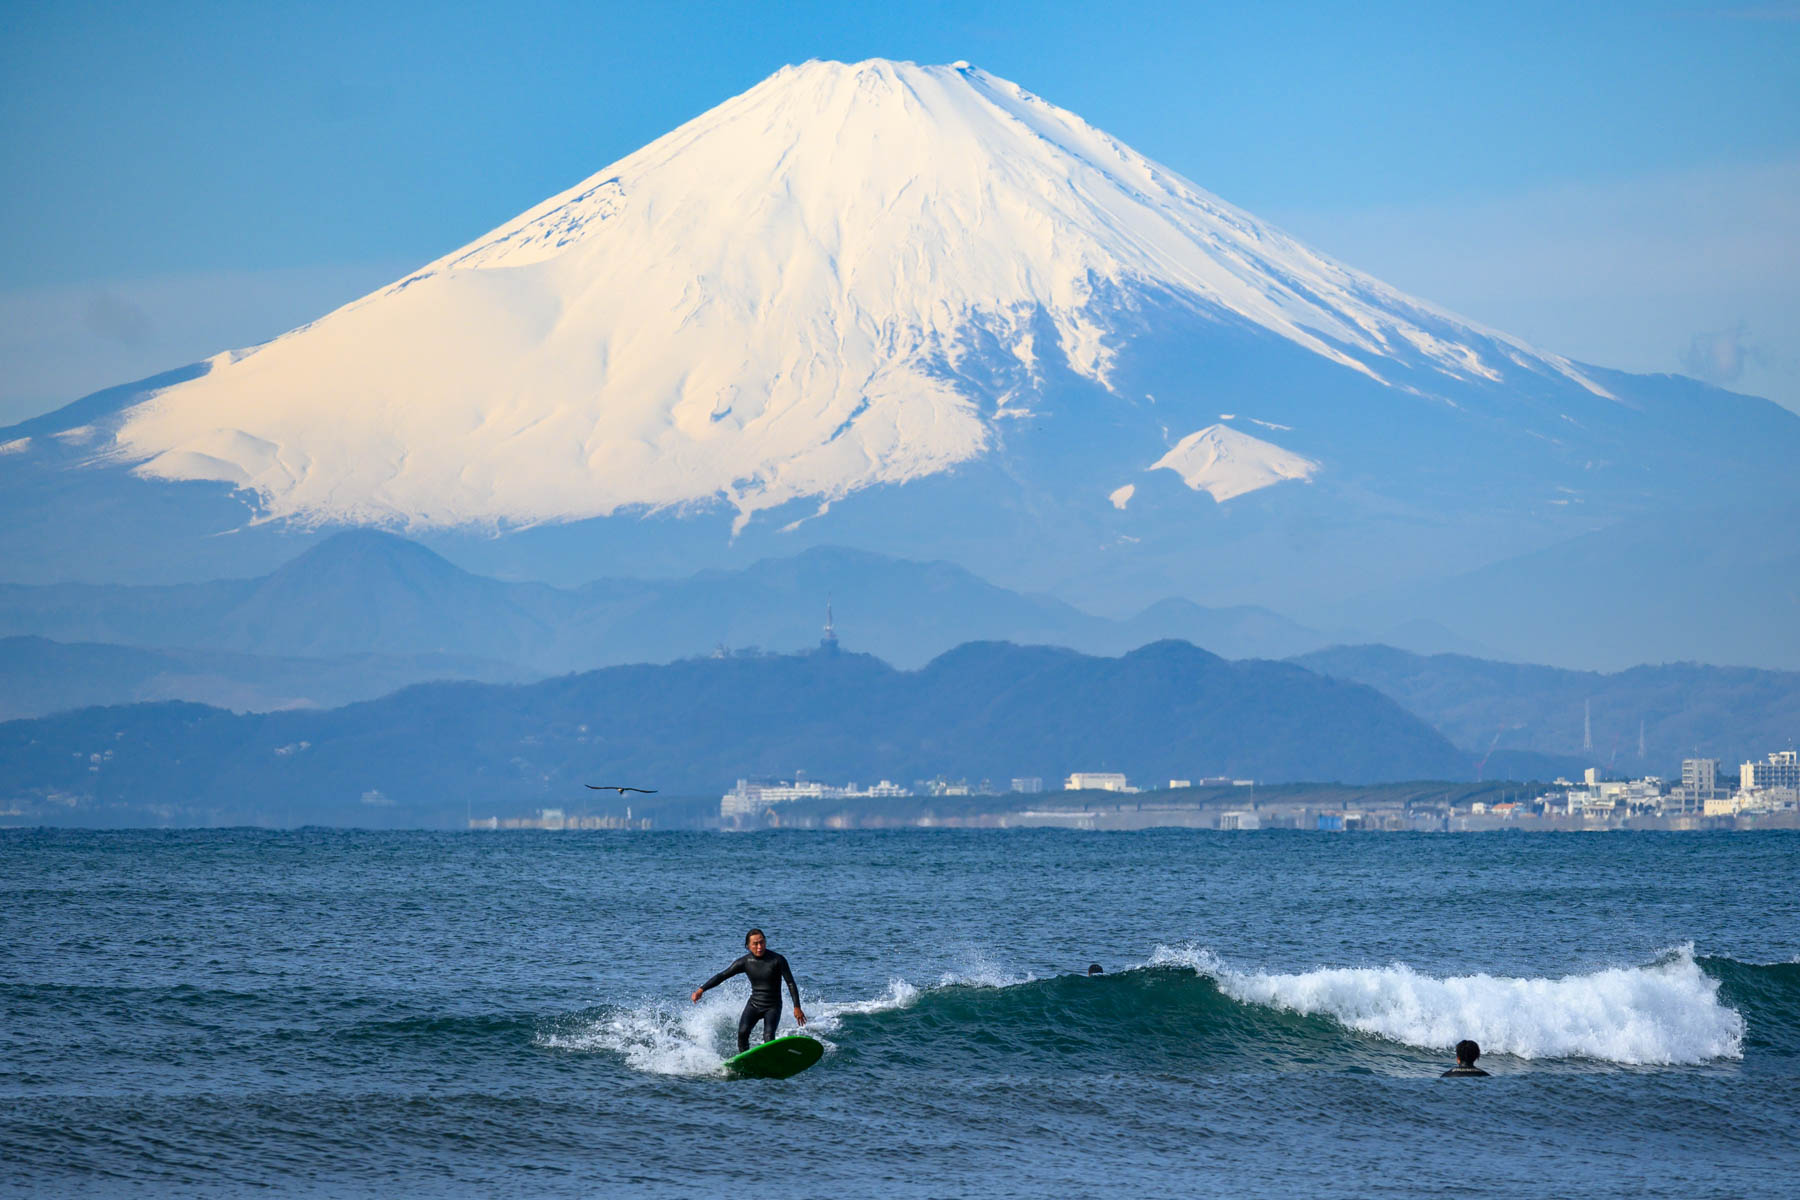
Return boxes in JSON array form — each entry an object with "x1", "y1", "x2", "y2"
[
  {"x1": 692, "y1": 928, "x2": 807, "y2": 1052},
  {"x1": 1441, "y1": 1039, "x2": 1491, "y2": 1077}
]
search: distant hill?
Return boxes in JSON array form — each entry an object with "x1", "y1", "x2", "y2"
[
  {"x1": 1335, "y1": 497, "x2": 1800, "y2": 670},
  {"x1": 0, "y1": 532, "x2": 1348, "y2": 715},
  {"x1": 1292, "y1": 644, "x2": 1800, "y2": 774},
  {"x1": 0, "y1": 636, "x2": 535, "y2": 720},
  {"x1": 0, "y1": 640, "x2": 1473, "y2": 828}
]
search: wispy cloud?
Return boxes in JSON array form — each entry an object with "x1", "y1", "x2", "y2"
[
  {"x1": 1681, "y1": 321, "x2": 1767, "y2": 384},
  {"x1": 81, "y1": 292, "x2": 153, "y2": 348}
]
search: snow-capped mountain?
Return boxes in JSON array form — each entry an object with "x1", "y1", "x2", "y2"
[
  {"x1": 4, "y1": 59, "x2": 1798, "y2": 668},
  {"x1": 113, "y1": 59, "x2": 1603, "y2": 530}
]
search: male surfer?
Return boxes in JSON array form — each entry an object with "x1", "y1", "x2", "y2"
[
  {"x1": 691, "y1": 928, "x2": 807, "y2": 1052},
  {"x1": 1441, "y1": 1039, "x2": 1491, "y2": 1077}
]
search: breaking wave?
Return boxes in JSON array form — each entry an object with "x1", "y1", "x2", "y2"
[
  {"x1": 1151, "y1": 943, "x2": 1745, "y2": 1065},
  {"x1": 543, "y1": 947, "x2": 1778, "y2": 1076}
]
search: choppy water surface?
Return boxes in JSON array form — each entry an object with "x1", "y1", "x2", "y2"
[{"x1": 4, "y1": 829, "x2": 1797, "y2": 1197}]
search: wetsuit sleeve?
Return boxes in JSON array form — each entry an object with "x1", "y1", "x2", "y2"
[
  {"x1": 699, "y1": 955, "x2": 748, "y2": 993},
  {"x1": 781, "y1": 956, "x2": 801, "y2": 1006}
]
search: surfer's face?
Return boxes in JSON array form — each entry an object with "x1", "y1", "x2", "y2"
[{"x1": 747, "y1": 934, "x2": 766, "y2": 956}]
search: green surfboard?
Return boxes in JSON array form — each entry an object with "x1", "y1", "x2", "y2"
[{"x1": 724, "y1": 1034, "x2": 824, "y2": 1079}]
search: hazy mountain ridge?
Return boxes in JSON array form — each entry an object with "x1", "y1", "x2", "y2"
[
  {"x1": 1341, "y1": 494, "x2": 1800, "y2": 670},
  {"x1": 0, "y1": 636, "x2": 535, "y2": 720},
  {"x1": 1293, "y1": 644, "x2": 1800, "y2": 773},
  {"x1": 4, "y1": 533, "x2": 1794, "y2": 772},
  {"x1": 0, "y1": 640, "x2": 1474, "y2": 828},
  {"x1": 0, "y1": 530, "x2": 1334, "y2": 687}
]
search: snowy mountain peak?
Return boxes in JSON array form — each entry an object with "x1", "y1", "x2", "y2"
[
  {"x1": 1147, "y1": 424, "x2": 1320, "y2": 504},
  {"x1": 114, "y1": 58, "x2": 1603, "y2": 531}
]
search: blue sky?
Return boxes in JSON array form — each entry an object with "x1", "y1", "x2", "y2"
[{"x1": 3, "y1": 0, "x2": 1796, "y2": 420}]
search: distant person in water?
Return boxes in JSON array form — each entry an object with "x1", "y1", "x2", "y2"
[
  {"x1": 1441, "y1": 1039, "x2": 1491, "y2": 1077},
  {"x1": 692, "y1": 928, "x2": 807, "y2": 1052}
]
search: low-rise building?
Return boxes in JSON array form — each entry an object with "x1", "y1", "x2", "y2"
[{"x1": 1065, "y1": 772, "x2": 1130, "y2": 792}]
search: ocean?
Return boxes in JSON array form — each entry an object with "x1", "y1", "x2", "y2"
[{"x1": 4, "y1": 828, "x2": 1796, "y2": 1197}]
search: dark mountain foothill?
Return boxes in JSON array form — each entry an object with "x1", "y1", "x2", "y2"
[{"x1": 0, "y1": 640, "x2": 1472, "y2": 828}]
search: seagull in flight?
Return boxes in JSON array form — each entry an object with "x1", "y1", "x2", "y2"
[{"x1": 586, "y1": 785, "x2": 657, "y2": 794}]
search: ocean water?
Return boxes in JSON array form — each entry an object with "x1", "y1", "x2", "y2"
[{"x1": 3, "y1": 828, "x2": 1797, "y2": 1197}]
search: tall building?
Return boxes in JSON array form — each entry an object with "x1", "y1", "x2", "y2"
[
  {"x1": 819, "y1": 598, "x2": 840, "y2": 654},
  {"x1": 1668, "y1": 758, "x2": 1722, "y2": 814},
  {"x1": 1683, "y1": 758, "x2": 1719, "y2": 792}
]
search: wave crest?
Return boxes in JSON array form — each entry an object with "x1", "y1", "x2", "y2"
[{"x1": 1152, "y1": 944, "x2": 1744, "y2": 1065}]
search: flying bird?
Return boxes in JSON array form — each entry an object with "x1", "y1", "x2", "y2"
[{"x1": 586, "y1": 785, "x2": 657, "y2": 794}]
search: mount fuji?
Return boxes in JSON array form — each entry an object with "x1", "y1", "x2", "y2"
[{"x1": 4, "y1": 59, "x2": 1797, "y2": 667}]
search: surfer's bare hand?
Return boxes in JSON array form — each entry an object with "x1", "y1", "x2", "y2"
[
  {"x1": 691, "y1": 988, "x2": 703, "y2": 1003},
  {"x1": 794, "y1": 1006, "x2": 807, "y2": 1025}
]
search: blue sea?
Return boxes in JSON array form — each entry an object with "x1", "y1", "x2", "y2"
[{"x1": 4, "y1": 828, "x2": 1797, "y2": 1197}]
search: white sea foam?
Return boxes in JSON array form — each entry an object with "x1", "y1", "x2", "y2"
[
  {"x1": 542, "y1": 966, "x2": 1031, "y2": 1076},
  {"x1": 1149, "y1": 944, "x2": 1744, "y2": 1065},
  {"x1": 538, "y1": 991, "x2": 744, "y2": 1076}
]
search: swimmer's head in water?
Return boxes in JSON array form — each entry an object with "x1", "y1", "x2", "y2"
[
  {"x1": 1455, "y1": 1039, "x2": 1481, "y2": 1065},
  {"x1": 1087, "y1": 963, "x2": 1104, "y2": 976},
  {"x1": 745, "y1": 928, "x2": 766, "y2": 954}
]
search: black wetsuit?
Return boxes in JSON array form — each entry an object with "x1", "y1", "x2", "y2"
[
  {"x1": 1441, "y1": 1065, "x2": 1491, "y2": 1077},
  {"x1": 699, "y1": 951, "x2": 800, "y2": 1051}
]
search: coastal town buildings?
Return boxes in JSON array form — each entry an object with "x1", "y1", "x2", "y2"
[{"x1": 720, "y1": 775, "x2": 908, "y2": 819}]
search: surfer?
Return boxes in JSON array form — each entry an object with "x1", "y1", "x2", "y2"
[
  {"x1": 691, "y1": 928, "x2": 807, "y2": 1052},
  {"x1": 1441, "y1": 1039, "x2": 1491, "y2": 1077}
]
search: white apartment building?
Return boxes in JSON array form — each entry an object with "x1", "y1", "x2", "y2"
[
  {"x1": 1065, "y1": 772, "x2": 1130, "y2": 792},
  {"x1": 1741, "y1": 750, "x2": 1800, "y2": 793},
  {"x1": 721, "y1": 778, "x2": 832, "y2": 818}
]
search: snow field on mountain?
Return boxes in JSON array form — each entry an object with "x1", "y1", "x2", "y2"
[
  {"x1": 1146, "y1": 424, "x2": 1320, "y2": 503},
  {"x1": 115, "y1": 59, "x2": 1599, "y2": 530}
]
